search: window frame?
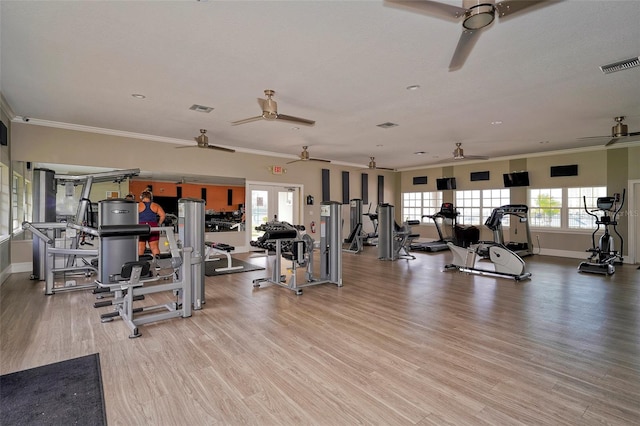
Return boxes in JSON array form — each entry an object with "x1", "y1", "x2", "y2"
[
  {"x1": 528, "y1": 186, "x2": 607, "y2": 231},
  {"x1": 455, "y1": 188, "x2": 510, "y2": 227},
  {"x1": 401, "y1": 191, "x2": 443, "y2": 223}
]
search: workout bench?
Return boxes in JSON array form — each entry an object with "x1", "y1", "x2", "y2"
[{"x1": 205, "y1": 242, "x2": 243, "y2": 272}]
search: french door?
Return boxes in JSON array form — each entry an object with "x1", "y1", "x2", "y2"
[{"x1": 246, "y1": 183, "x2": 301, "y2": 244}]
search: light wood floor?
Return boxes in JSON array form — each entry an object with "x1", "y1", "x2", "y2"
[{"x1": 1, "y1": 248, "x2": 639, "y2": 425}]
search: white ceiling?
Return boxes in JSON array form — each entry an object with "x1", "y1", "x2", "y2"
[{"x1": 2, "y1": 1, "x2": 640, "y2": 170}]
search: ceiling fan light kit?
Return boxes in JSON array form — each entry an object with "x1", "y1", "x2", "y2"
[
  {"x1": 462, "y1": 1, "x2": 495, "y2": 30},
  {"x1": 612, "y1": 116, "x2": 628, "y2": 138}
]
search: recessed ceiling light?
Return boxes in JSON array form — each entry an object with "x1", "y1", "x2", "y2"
[
  {"x1": 376, "y1": 144, "x2": 384, "y2": 147},
  {"x1": 377, "y1": 122, "x2": 398, "y2": 129},
  {"x1": 406, "y1": 85, "x2": 420, "y2": 91},
  {"x1": 131, "y1": 94, "x2": 146, "y2": 99},
  {"x1": 539, "y1": 140, "x2": 550, "y2": 144},
  {"x1": 414, "y1": 151, "x2": 426, "y2": 155},
  {"x1": 491, "y1": 120, "x2": 503, "y2": 125},
  {"x1": 291, "y1": 126, "x2": 300, "y2": 131}
]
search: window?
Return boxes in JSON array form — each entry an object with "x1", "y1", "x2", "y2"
[
  {"x1": 24, "y1": 179, "x2": 32, "y2": 224},
  {"x1": 455, "y1": 190, "x2": 481, "y2": 225},
  {"x1": 482, "y1": 189, "x2": 511, "y2": 227},
  {"x1": 529, "y1": 188, "x2": 563, "y2": 228},
  {"x1": 0, "y1": 163, "x2": 10, "y2": 240},
  {"x1": 455, "y1": 189, "x2": 510, "y2": 226},
  {"x1": 12, "y1": 173, "x2": 21, "y2": 232},
  {"x1": 11, "y1": 172, "x2": 31, "y2": 233},
  {"x1": 529, "y1": 187, "x2": 607, "y2": 229},
  {"x1": 402, "y1": 191, "x2": 442, "y2": 222},
  {"x1": 568, "y1": 186, "x2": 607, "y2": 229}
]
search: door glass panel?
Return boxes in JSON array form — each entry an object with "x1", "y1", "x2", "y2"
[
  {"x1": 277, "y1": 190, "x2": 294, "y2": 223},
  {"x1": 250, "y1": 189, "x2": 269, "y2": 240}
]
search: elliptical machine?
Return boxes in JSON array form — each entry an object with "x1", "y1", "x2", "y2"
[{"x1": 578, "y1": 189, "x2": 625, "y2": 275}]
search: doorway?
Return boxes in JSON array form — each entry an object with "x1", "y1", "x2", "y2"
[{"x1": 246, "y1": 182, "x2": 302, "y2": 246}]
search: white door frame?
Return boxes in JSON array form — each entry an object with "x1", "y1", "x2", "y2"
[
  {"x1": 627, "y1": 179, "x2": 639, "y2": 264},
  {"x1": 245, "y1": 180, "x2": 304, "y2": 247}
]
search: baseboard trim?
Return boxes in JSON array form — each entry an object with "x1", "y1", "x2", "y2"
[{"x1": 11, "y1": 262, "x2": 33, "y2": 273}]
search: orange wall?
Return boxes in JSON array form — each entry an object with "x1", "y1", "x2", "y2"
[{"x1": 129, "y1": 180, "x2": 245, "y2": 212}]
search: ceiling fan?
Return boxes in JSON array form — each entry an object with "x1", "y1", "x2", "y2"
[
  {"x1": 600, "y1": 116, "x2": 640, "y2": 146},
  {"x1": 174, "y1": 177, "x2": 198, "y2": 185},
  {"x1": 231, "y1": 89, "x2": 316, "y2": 126},
  {"x1": 176, "y1": 129, "x2": 236, "y2": 153},
  {"x1": 386, "y1": 0, "x2": 556, "y2": 70},
  {"x1": 287, "y1": 146, "x2": 330, "y2": 164},
  {"x1": 453, "y1": 142, "x2": 489, "y2": 160},
  {"x1": 366, "y1": 157, "x2": 395, "y2": 171}
]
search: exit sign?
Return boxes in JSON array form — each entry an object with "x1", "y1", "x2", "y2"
[{"x1": 271, "y1": 165, "x2": 284, "y2": 175}]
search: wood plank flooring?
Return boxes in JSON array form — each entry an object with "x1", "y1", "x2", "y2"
[{"x1": 1, "y1": 248, "x2": 639, "y2": 425}]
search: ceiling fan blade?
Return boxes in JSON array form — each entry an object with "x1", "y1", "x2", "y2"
[
  {"x1": 231, "y1": 116, "x2": 263, "y2": 126},
  {"x1": 275, "y1": 114, "x2": 316, "y2": 126},
  {"x1": 207, "y1": 145, "x2": 236, "y2": 153},
  {"x1": 449, "y1": 29, "x2": 482, "y2": 71},
  {"x1": 495, "y1": 0, "x2": 554, "y2": 19},
  {"x1": 175, "y1": 145, "x2": 197, "y2": 149},
  {"x1": 605, "y1": 138, "x2": 620, "y2": 146},
  {"x1": 287, "y1": 158, "x2": 330, "y2": 164},
  {"x1": 385, "y1": 0, "x2": 467, "y2": 20},
  {"x1": 464, "y1": 155, "x2": 490, "y2": 160},
  {"x1": 578, "y1": 135, "x2": 609, "y2": 140}
]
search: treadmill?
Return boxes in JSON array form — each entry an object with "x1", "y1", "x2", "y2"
[{"x1": 411, "y1": 203, "x2": 458, "y2": 252}]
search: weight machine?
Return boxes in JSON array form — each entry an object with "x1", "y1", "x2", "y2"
[
  {"x1": 96, "y1": 224, "x2": 202, "y2": 338},
  {"x1": 377, "y1": 203, "x2": 420, "y2": 261},
  {"x1": 25, "y1": 167, "x2": 140, "y2": 294},
  {"x1": 97, "y1": 198, "x2": 205, "y2": 338},
  {"x1": 578, "y1": 189, "x2": 625, "y2": 275},
  {"x1": 343, "y1": 198, "x2": 366, "y2": 254},
  {"x1": 253, "y1": 201, "x2": 343, "y2": 295},
  {"x1": 362, "y1": 203, "x2": 379, "y2": 246}
]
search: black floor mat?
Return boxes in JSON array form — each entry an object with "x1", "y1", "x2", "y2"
[{"x1": 1, "y1": 353, "x2": 107, "y2": 425}]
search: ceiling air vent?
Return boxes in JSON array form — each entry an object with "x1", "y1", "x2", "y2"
[
  {"x1": 377, "y1": 122, "x2": 398, "y2": 129},
  {"x1": 189, "y1": 104, "x2": 214, "y2": 113},
  {"x1": 599, "y1": 57, "x2": 640, "y2": 74}
]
